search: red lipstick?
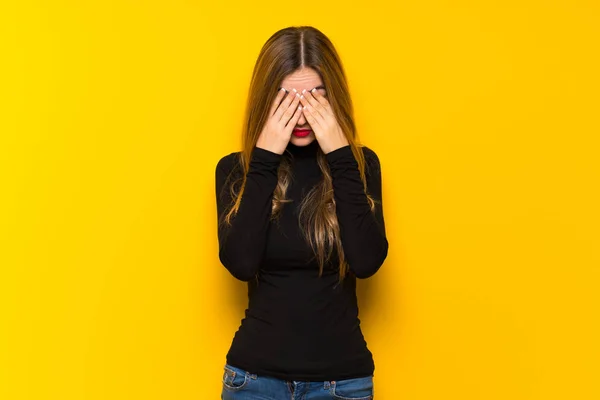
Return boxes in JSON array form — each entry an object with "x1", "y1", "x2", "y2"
[{"x1": 292, "y1": 129, "x2": 312, "y2": 138}]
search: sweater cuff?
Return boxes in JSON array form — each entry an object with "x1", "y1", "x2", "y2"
[
  {"x1": 325, "y1": 145, "x2": 354, "y2": 165},
  {"x1": 251, "y1": 146, "x2": 283, "y2": 163}
]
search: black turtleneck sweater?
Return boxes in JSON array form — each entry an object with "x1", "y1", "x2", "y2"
[{"x1": 215, "y1": 139, "x2": 388, "y2": 381}]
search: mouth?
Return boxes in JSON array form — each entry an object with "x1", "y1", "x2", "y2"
[{"x1": 292, "y1": 128, "x2": 312, "y2": 138}]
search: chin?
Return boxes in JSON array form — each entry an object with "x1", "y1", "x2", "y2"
[{"x1": 290, "y1": 134, "x2": 316, "y2": 146}]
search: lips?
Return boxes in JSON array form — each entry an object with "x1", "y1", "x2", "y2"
[{"x1": 293, "y1": 129, "x2": 312, "y2": 137}]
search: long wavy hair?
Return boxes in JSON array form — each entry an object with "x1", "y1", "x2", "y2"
[{"x1": 222, "y1": 26, "x2": 376, "y2": 282}]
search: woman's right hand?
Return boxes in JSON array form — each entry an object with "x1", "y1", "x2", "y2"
[{"x1": 255, "y1": 88, "x2": 303, "y2": 155}]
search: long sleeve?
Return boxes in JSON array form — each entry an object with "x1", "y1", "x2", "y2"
[
  {"x1": 325, "y1": 145, "x2": 388, "y2": 278},
  {"x1": 215, "y1": 147, "x2": 282, "y2": 281}
]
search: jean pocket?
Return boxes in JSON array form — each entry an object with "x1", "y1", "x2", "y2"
[
  {"x1": 222, "y1": 364, "x2": 250, "y2": 391},
  {"x1": 330, "y1": 375, "x2": 374, "y2": 400}
]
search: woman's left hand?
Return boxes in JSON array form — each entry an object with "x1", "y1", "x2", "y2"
[{"x1": 299, "y1": 88, "x2": 349, "y2": 154}]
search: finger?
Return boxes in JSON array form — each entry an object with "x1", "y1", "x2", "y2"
[
  {"x1": 309, "y1": 88, "x2": 333, "y2": 115},
  {"x1": 306, "y1": 89, "x2": 330, "y2": 119},
  {"x1": 279, "y1": 92, "x2": 302, "y2": 125},
  {"x1": 302, "y1": 103, "x2": 321, "y2": 130},
  {"x1": 269, "y1": 87, "x2": 288, "y2": 117},
  {"x1": 284, "y1": 104, "x2": 304, "y2": 133},
  {"x1": 274, "y1": 89, "x2": 297, "y2": 121},
  {"x1": 299, "y1": 91, "x2": 326, "y2": 125}
]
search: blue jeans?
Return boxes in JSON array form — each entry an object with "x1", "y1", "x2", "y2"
[{"x1": 221, "y1": 363, "x2": 374, "y2": 400}]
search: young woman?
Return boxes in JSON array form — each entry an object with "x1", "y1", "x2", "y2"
[{"x1": 215, "y1": 26, "x2": 388, "y2": 400}]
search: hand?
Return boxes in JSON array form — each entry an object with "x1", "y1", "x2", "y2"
[
  {"x1": 299, "y1": 88, "x2": 349, "y2": 154},
  {"x1": 256, "y1": 88, "x2": 303, "y2": 155}
]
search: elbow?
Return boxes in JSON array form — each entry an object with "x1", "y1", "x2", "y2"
[
  {"x1": 219, "y1": 250, "x2": 260, "y2": 282},
  {"x1": 349, "y1": 238, "x2": 389, "y2": 279}
]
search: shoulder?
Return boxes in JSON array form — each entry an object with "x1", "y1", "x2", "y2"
[
  {"x1": 359, "y1": 145, "x2": 379, "y2": 162},
  {"x1": 215, "y1": 151, "x2": 245, "y2": 189},
  {"x1": 358, "y1": 145, "x2": 382, "y2": 176},
  {"x1": 216, "y1": 151, "x2": 242, "y2": 175}
]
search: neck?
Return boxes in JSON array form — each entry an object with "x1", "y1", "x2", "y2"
[{"x1": 286, "y1": 139, "x2": 319, "y2": 158}]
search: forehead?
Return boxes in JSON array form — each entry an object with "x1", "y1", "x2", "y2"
[{"x1": 280, "y1": 67, "x2": 323, "y2": 90}]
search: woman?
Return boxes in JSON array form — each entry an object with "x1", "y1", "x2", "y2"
[{"x1": 215, "y1": 26, "x2": 388, "y2": 400}]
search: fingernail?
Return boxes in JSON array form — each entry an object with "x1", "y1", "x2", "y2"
[
  {"x1": 302, "y1": 89, "x2": 306, "y2": 94},
  {"x1": 311, "y1": 88, "x2": 316, "y2": 93},
  {"x1": 300, "y1": 95, "x2": 304, "y2": 99},
  {"x1": 292, "y1": 88, "x2": 297, "y2": 93}
]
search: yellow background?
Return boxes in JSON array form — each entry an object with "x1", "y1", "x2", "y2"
[{"x1": 1, "y1": 1, "x2": 599, "y2": 399}]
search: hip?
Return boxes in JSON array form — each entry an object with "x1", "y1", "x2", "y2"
[{"x1": 221, "y1": 363, "x2": 374, "y2": 400}]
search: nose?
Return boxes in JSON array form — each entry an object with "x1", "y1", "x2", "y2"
[{"x1": 297, "y1": 109, "x2": 307, "y2": 126}]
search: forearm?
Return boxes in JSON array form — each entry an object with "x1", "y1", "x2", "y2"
[
  {"x1": 216, "y1": 147, "x2": 281, "y2": 281},
  {"x1": 326, "y1": 145, "x2": 388, "y2": 278}
]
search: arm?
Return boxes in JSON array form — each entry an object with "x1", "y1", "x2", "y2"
[
  {"x1": 325, "y1": 145, "x2": 389, "y2": 278},
  {"x1": 215, "y1": 147, "x2": 282, "y2": 281}
]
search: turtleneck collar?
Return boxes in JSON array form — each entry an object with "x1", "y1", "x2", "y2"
[{"x1": 285, "y1": 139, "x2": 320, "y2": 158}]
